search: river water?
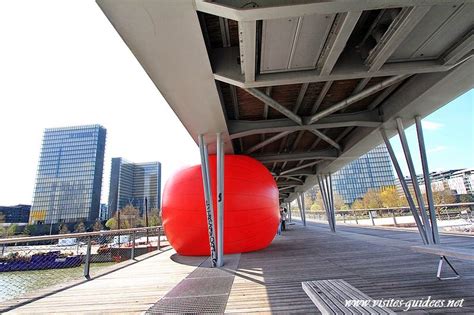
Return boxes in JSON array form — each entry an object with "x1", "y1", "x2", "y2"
[{"x1": 0, "y1": 262, "x2": 115, "y2": 302}]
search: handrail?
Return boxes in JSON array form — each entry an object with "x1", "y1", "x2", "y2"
[
  {"x1": 0, "y1": 226, "x2": 162, "y2": 245},
  {"x1": 305, "y1": 203, "x2": 474, "y2": 214}
]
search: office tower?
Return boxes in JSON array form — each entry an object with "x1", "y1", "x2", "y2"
[
  {"x1": 108, "y1": 158, "x2": 161, "y2": 216},
  {"x1": 332, "y1": 144, "x2": 395, "y2": 204},
  {"x1": 30, "y1": 125, "x2": 107, "y2": 224}
]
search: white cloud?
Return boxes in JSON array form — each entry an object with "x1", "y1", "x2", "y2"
[
  {"x1": 427, "y1": 146, "x2": 448, "y2": 154},
  {"x1": 422, "y1": 120, "x2": 444, "y2": 130}
]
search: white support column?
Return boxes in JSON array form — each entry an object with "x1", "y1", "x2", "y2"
[
  {"x1": 318, "y1": 174, "x2": 336, "y2": 232},
  {"x1": 415, "y1": 116, "x2": 440, "y2": 244},
  {"x1": 198, "y1": 135, "x2": 218, "y2": 267},
  {"x1": 396, "y1": 118, "x2": 434, "y2": 244},
  {"x1": 216, "y1": 133, "x2": 225, "y2": 267},
  {"x1": 328, "y1": 174, "x2": 336, "y2": 232},
  {"x1": 300, "y1": 194, "x2": 307, "y2": 226},
  {"x1": 296, "y1": 195, "x2": 303, "y2": 222},
  {"x1": 286, "y1": 202, "x2": 291, "y2": 223}
]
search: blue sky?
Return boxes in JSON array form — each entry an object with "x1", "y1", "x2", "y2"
[{"x1": 389, "y1": 89, "x2": 474, "y2": 175}]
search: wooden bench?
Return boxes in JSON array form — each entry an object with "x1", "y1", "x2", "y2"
[
  {"x1": 411, "y1": 245, "x2": 474, "y2": 280},
  {"x1": 302, "y1": 279, "x2": 395, "y2": 315}
]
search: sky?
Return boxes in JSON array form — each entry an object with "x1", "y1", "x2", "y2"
[{"x1": 0, "y1": 1, "x2": 472, "y2": 206}]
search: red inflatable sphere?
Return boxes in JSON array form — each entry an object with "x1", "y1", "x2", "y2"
[{"x1": 162, "y1": 155, "x2": 279, "y2": 255}]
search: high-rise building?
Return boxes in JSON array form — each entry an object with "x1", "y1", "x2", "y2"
[
  {"x1": 332, "y1": 144, "x2": 395, "y2": 204},
  {"x1": 30, "y1": 125, "x2": 107, "y2": 224},
  {"x1": 108, "y1": 158, "x2": 161, "y2": 216}
]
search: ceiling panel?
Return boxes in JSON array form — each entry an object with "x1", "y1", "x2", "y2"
[
  {"x1": 260, "y1": 14, "x2": 335, "y2": 73},
  {"x1": 389, "y1": 4, "x2": 474, "y2": 62}
]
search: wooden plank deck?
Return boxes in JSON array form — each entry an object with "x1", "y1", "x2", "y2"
[
  {"x1": 226, "y1": 222, "x2": 474, "y2": 314},
  {"x1": 3, "y1": 222, "x2": 473, "y2": 314}
]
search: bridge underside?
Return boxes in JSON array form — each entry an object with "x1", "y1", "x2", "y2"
[{"x1": 97, "y1": 0, "x2": 474, "y2": 203}]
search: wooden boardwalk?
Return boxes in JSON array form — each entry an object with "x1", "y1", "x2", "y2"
[{"x1": 3, "y1": 222, "x2": 473, "y2": 314}]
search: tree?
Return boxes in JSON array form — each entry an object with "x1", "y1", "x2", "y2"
[
  {"x1": 105, "y1": 217, "x2": 117, "y2": 230},
  {"x1": 23, "y1": 224, "x2": 36, "y2": 236},
  {"x1": 362, "y1": 189, "x2": 383, "y2": 209},
  {"x1": 459, "y1": 194, "x2": 474, "y2": 203},
  {"x1": 93, "y1": 219, "x2": 103, "y2": 231},
  {"x1": 333, "y1": 192, "x2": 347, "y2": 210},
  {"x1": 351, "y1": 199, "x2": 365, "y2": 209},
  {"x1": 59, "y1": 224, "x2": 70, "y2": 234},
  {"x1": 106, "y1": 205, "x2": 141, "y2": 230},
  {"x1": 6, "y1": 224, "x2": 17, "y2": 237},
  {"x1": 74, "y1": 221, "x2": 86, "y2": 233},
  {"x1": 433, "y1": 189, "x2": 456, "y2": 205},
  {"x1": 380, "y1": 186, "x2": 403, "y2": 208},
  {"x1": 147, "y1": 208, "x2": 161, "y2": 227},
  {"x1": 119, "y1": 204, "x2": 140, "y2": 228}
]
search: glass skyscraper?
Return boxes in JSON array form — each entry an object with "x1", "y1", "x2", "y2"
[
  {"x1": 332, "y1": 144, "x2": 395, "y2": 204},
  {"x1": 108, "y1": 158, "x2": 161, "y2": 216},
  {"x1": 30, "y1": 125, "x2": 107, "y2": 224}
]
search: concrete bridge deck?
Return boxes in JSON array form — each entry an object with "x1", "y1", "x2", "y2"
[{"x1": 3, "y1": 223, "x2": 473, "y2": 314}]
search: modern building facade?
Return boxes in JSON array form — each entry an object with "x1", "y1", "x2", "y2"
[
  {"x1": 0, "y1": 204, "x2": 31, "y2": 224},
  {"x1": 99, "y1": 203, "x2": 109, "y2": 221},
  {"x1": 332, "y1": 144, "x2": 395, "y2": 204},
  {"x1": 396, "y1": 168, "x2": 474, "y2": 197},
  {"x1": 108, "y1": 158, "x2": 161, "y2": 216},
  {"x1": 30, "y1": 125, "x2": 107, "y2": 224}
]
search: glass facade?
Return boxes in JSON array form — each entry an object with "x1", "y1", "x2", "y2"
[
  {"x1": 0, "y1": 205, "x2": 31, "y2": 223},
  {"x1": 30, "y1": 125, "x2": 107, "y2": 224},
  {"x1": 108, "y1": 158, "x2": 161, "y2": 216},
  {"x1": 332, "y1": 144, "x2": 395, "y2": 204}
]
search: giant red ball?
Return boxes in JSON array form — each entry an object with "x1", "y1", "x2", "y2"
[{"x1": 162, "y1": 155, "x2": 280, "y2": 255}]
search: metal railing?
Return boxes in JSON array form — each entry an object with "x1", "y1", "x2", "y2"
[
  {"x1": 292, "y1": 203, "x2": 473, "y2": 231},
  {"x1": 0, "y1": 226, "x2": 163, "y2": 303}
]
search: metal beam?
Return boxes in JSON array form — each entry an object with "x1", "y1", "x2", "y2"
[
  {"x1": 442, "y1": 29, "x2": 474, "y2": 66},
  {"x1": 280, "y1": 161, "x2": 321, "y2": 176},
  {"x1": 366, "y1": 6, "x2": 431, "y2": 71},
  {"x1": 216, "y1": 133, "x2": 225, "y2": 267},
  {"x1": 318, "y1": 12, "x2": 362, "y2": 75},
  {"x1": 277, "y1": 175, "x2": 304, "y2": 183},
  {"x1": 415, "y1": 116, "x2": 440, "y2": 244},
  {"x1": 195, "y1": 1, "x2": 465, "y2": 21},
  {"x1": 292, "y1": 83, "x2": 309, "y2": 115},
  {"x1": 253, "y1": 150, "x2": 338, "y2": 163},
  {"x1": 244, "y1": 88, "x2": 303, "y2": 125},
  {"x1": 279, "y1": 186, "x2": 296, "y2": 191},
  {"x1": 238, "y1": 21, "x2": 256, "y2": 82},
  {"x1": 308, "y1": 75, "x2": 408, "y2": 124},
  {"x1": 277, "y1": 180, "x2": 302, "y2": 186},
  {"x1": 309, "y1": 129, "x2": 341, "y2": 151},
  {"x1": 245, "y1": 131, "x2": 292, "y2": 154},
  {"x1": 396, "y1": 118, "x2": 433, "y2": 244},
  {"x1": 310, "y1": 81, "x2": 333, "y2": 115},
  {"x1": 229, "y1": 110, "x2": 381, "y2": 139},
  {"x1": 281, "y1": 172, "x2": 315, "y2": 177},
  {"x1": 198, "y1": 135, "x2": 218, "y2": 267},
  {"x1": 381, "y1": 129, "x2": 428, "y2": 244},
  {"x1": 367, "y1": 80, "x2": 404, "y2": 110},
  {"x1": 213, "y1": 46, "x2": 459, "y2": 88}
]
